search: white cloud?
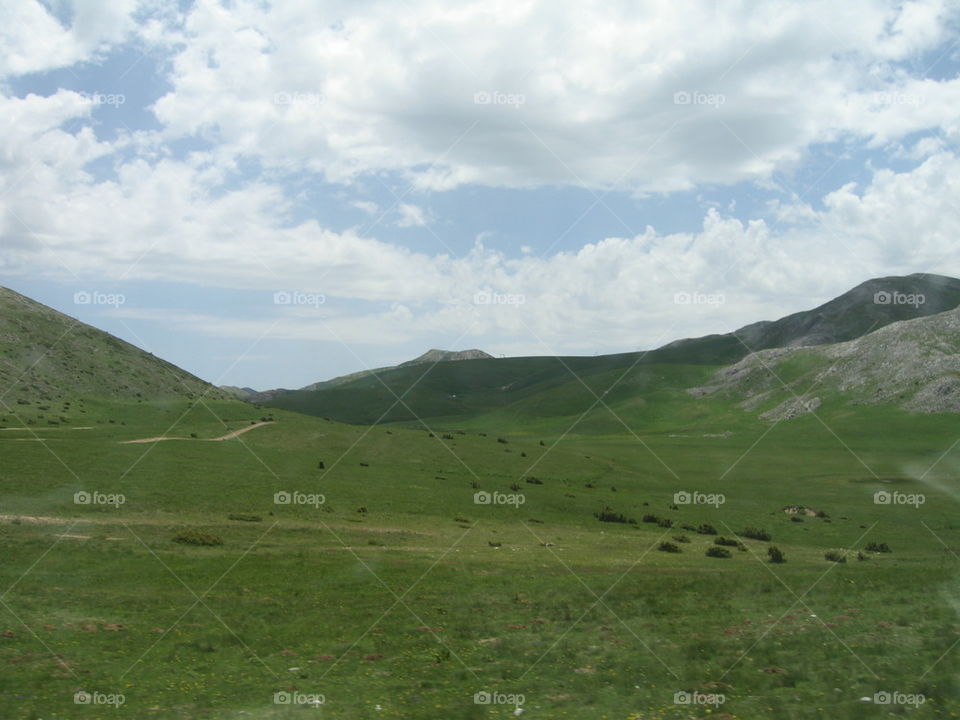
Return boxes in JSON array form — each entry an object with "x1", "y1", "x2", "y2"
[
  {"x1": 395, "y1": 203, "x2": 429, "y2": 228},
  {"x1": 0, "y1": 0, "x2": 139, "y2": 79},
  {"x1": 143, "y1": 0, "x2": 960, "y2": 193}
]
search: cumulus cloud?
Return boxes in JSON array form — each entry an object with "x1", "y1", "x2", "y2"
[
  {"x1": 143, "y1": 0, "x2": 960, "y2": 193},
  {"x1": 0, "y1": 0, "x2": 139, "y2": 78}
]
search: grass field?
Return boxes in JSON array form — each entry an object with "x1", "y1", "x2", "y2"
[{"x1": 1, "y1": 396, "x2": 959, "y2": 718}]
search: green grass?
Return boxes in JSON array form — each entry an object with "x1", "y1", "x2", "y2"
[{"x1": 1, "y1": 397, "x2": 959, "y2": 718}]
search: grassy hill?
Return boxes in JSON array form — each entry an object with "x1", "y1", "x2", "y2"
[
  {"x1": 264, "y1": 273, "x2": 960, "y2": 426},
  {"x1": 0, "y1": 287, "x2": 232, "y2": 406}
]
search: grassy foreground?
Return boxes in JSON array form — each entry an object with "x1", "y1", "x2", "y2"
[{"x1": 1, "y1": 398, "x2": 959, "y2": 718}]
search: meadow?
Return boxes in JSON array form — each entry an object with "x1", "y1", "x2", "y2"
[{"x1": 1, "y1": 395, "x2": 958, "y2": 718}]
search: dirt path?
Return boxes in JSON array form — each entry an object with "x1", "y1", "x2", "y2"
[{"x1": 120, "y1": 421, "x2": 275, "y2": 444}]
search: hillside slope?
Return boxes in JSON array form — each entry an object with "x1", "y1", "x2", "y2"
[
  {"x1": 264, "y1": 274, "x2": 960, "y2": 425},
  {"x1": 0, "y1": 287, "x2": 230, "y2": 403},
  {"x1": 691, "y1": 305, "x2": 960, "y2": 418}
]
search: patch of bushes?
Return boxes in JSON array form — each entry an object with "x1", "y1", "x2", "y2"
[
  {"x1": 865, "y1": 541, "x2": 891, "y2": 553},
  {"x1": 705, "y1": 546, "x2": 732, "y2": 559},
  {"x1": 173, "y1": 530, "x2": 223, "y2": 547},
  {"x1": 525, "y1": 476, "x2": 543, "y2": 484},
  {"x1": 790, "y1": 516, "x2": 804, "y2": 523},
  {"x1": 767, "y1": 546, "x2": 786, "y2": 563},
  {"x1": 696, "y1": 523, "x2": 718, "y2": 535},
  {"x1": 673, "y1": 535, "x2": 690, "y2": 543},
  {"x1": 657, "y1": 542, "x2": 681, "y2": 553},
  {"x1": 497, "y1": 437, "x2": 508, "y2": 444},
  {"x1": 594, "y1": 507, "x2": 637, "y2": 524},
  {"x1": 739, "y1": 527, "x2": 772, "y2": 542},
  {"x1": 824, "y1": 550, "x2": 847, "y2": 563},
  {"x1": 714, "y1": 536, "x2": 739, "y2": 547}
]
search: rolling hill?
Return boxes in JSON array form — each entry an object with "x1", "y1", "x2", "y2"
[
  {"x1": 263, "y1": 273, "x2": 960, "y2": 426},
  {"x1": 0, "y1": 286, "x2": 232, "y2": 404}
]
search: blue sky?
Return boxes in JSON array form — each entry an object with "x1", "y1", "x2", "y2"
[{"x1": 1, "y1": 0, "x2": 959, "y2": 389}]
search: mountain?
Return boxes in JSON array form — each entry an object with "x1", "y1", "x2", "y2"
[
  {"x1": 219, "y1": 385, "x2": 258, "y2": 399},
  {"x1": 654, "y1": 273, "x2": 960, "y2": 364},
  {"x1": 398, "y1": 348, "x2": 493, "y2": 366},
  {"x1": 261, "y1": 274, "x2": 960, "y2": 426},
  {"x1": 0, "y1": 286, "x2": 231, "y2": 403},
  {"x1": 297, "y1": 349, "x2": 493, "y2": 392},
  {"x1": 690, "y1": 304, "x2": 960, "y2": 418}
]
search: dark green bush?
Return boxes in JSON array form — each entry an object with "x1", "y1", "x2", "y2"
[
  {"x1": 739, "y1": 527, "x2": 772, "y2": 542},
  {"x1": 657, "y1": 542, "x2": 681, "y2": 553},
  {"x1": 767, "y1": 546, "x2": 786, "y2": 563},
  {"x1": 706, "y1": 546, "x2": 732, "y2": 559},
  {"x1": 173, "y1": 530, "x2": 223, "y2": 547}
]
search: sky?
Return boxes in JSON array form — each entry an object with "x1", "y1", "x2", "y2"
[{"x1": 1, "y1": 0, "x2": 959, "y2": 390}]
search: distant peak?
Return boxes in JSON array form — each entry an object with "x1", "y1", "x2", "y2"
[{"x1": 399, "y1": 348, "x2": 494, "y2": 367}]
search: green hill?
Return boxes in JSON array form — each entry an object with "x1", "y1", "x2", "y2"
[
  {"x1": 0, "y1": 286, "x2": 231, "y2": 404},
  {"x1": 264, "y1": 273, "x2": 960, "y2": 426}
]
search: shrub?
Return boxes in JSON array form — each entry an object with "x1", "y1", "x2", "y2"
[
  {"x1": 673, "y1": 535, "x2": 691, "y2": 543},
  {"x1": 714, "y1": 536, "x2": 739, "y2": 547},
  {"x1": 824, "y1": 550, "x2": 847, "y2": 563},
  {"x1": 641, "y1": 514, "x2": 660, "y2": 524},
  {"x1": 357, "y1": 506, "x2": 368, "y2": 514},
  {"x1": 510, "y1": 483, "x2": 521, "y2": 492},
  {"x1": 453, "y1": 515, "x2": 470, "y2": 523},
  {"x1": 865, "y1": 541, "x2": 891, "y2": 553},
  {"x1": 488, "y1": 541, "x2": 502, "y2": 547},
  {"x1": 594, "y1": 507, "x2": 637, "y2": 524},
  {"x1": 790, "y1": 516, "x2": 804, "y2": 523},
  {"x1": 657, "y1": 542, "x2": 681, "y2": 553},
  {"x1": 367, "y1": 539, "x2": 385, "y2": 546},
  {"x1": 767, "y1": 546, "x2": 786, "y2": 563},
  {"x1": 739, "y1": 527, "x2": 772, "y2": 542},
  {"x1": 317, "y1": 460, "x2": 325, "y2": 469},
  {"x1": 696, "y1": 523, "x2": 718, "y2": 535},
  {"x1": 227, "y1": 513, "x2": 262, "y2": 522},
  {"x1": 656, "y1": 517, "x2": 673, "y2": 528},
  {"x1": 173, "y1": 530, "x2": 223, "y2": 547},
  {"x1": 497, "y1": 437, "x2": 508, "y2": 444},
  {"x1": 857, "y1": 551, "x2": 868, "y2": 561},
  {"x1": 442, "y1": 434, "x2": 454, "y2": 440},
  {"x1": 706, "y1": 546, "x2": 732, "y2": 559},
  {"x1": 525, "y1": 476, "x2": 543, "y2": 485}
]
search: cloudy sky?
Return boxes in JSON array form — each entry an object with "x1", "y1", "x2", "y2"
[{"x1": 1, "y1": 0, "x2": 959, "y2": 389}]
